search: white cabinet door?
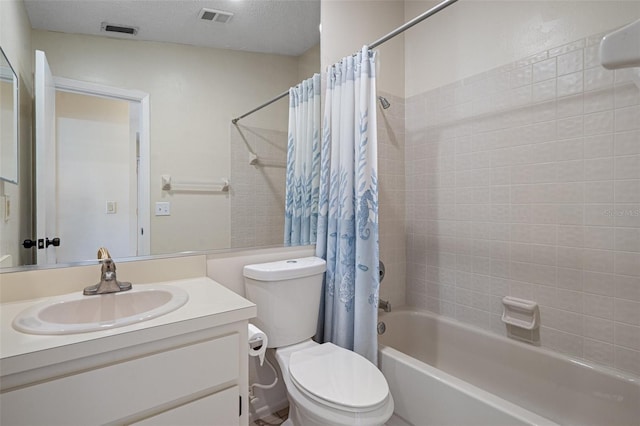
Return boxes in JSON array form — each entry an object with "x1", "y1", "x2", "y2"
[
  {"x1": 132, "y1": 386, "x2": 239, "y2": 426},
  {"x1": 0, "y1": 334, "x2": 239, "y2": 425}
]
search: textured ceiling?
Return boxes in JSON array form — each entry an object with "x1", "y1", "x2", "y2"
[{"x1": 24, "y1": 0, "x2": 321, "y2": 57}]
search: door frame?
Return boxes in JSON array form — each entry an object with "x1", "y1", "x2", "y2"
[{"x1": 54, "y1": 77, "x2": 151, "y2": 256}]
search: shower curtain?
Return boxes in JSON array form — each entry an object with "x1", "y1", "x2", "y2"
[
  {"x1": 316, "y1": 47, "x2": 380, "y2": 364},
  {"x1": 284, "y1": 73, "x2": 322, "y2": 246}
]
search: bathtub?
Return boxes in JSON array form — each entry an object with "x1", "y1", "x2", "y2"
[{"x1": 378, "y1": 309, "x2": 639, "y2": 426}]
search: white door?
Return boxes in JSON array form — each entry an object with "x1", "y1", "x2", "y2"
[
  {"x1": 34, "y1": 50, "x2": 58, "y2": 265},
  {"x1": 55, "y1": 91, "x2": 137, "y2": 262}
]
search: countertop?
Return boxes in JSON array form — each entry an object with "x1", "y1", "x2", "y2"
[{"x1": 0, "y1": 277, "x2": 256, "y2": 380}]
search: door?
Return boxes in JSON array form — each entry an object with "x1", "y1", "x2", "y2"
[
  {"x1": 34, "y1": 50, "x2": 58, "y2": 265},
  {"x1": 54, "y1": 91, "x2": 138, "y2": 262}
]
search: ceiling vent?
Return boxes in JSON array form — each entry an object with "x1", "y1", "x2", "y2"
[
  {"x1": 198, "y1": 8, "x2": 234, "y2": 24},
  {"x1": 100, "y1": 22, "x2": 138, "y2": 35}
]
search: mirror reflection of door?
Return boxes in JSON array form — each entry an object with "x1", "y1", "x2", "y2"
[
  {"x1": 35, "y1": 50, "x2": 150, "y2": 264},
  {"x1": 34, "y1": 50, "x2": 57, "y2": 265},
  {"x1": 56, "y1": 91, "x2": 140, "y2": 263}
]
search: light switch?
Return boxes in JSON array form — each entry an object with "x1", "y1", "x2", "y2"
[
  {"x1": 155, "y1": 201, "x2": 171, "y2": 216},
  {"x1": 106, "y1": 201, "x2": 117, "y2": 214}
]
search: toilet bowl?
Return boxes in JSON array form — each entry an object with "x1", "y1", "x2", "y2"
[
  {"x1": 243, "y1": 257, "x2": 393, "y2": 426},
  {"x1": 275, "y1": 340, "x2": 394, "y2": 426}
]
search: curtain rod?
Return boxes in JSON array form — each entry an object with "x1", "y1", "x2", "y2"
[
  {"x1": 232, "y1": 89, "x2": 288, "y2": 125},
  {"x1": 231, "y1": 0, "x2": 458, "y2": 125}
]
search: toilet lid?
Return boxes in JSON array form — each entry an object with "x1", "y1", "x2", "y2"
[{"x1": 288, "y1": 343, "x2": 389, "y2": 410}]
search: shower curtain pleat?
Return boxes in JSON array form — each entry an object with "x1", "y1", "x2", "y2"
[
  {"x1": 284, "y1": 73, "x2": 321, "y2": 246},
  {"x1": 316, "y1": 47, "x2": 380, "y2": 364}
]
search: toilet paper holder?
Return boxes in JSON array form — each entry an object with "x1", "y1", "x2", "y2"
[
  {"x1": 248, "y1": 323, "x2": 268, "y2": 366},
  {"x1": 249, "y1": 336, "x2": 264, "y2": 350}
]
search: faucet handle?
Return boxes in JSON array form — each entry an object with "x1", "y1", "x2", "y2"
[{"x1": 97, "y1": 247, "x2": 111, "y2": 261}]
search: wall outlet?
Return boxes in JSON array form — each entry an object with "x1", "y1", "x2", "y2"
[{"x1": 155, "y1": 201, "x2": 171, "y2": 216}]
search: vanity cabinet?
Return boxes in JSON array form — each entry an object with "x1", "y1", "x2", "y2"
[
  {"x1": 1, "y1": 326, "x2": 245, "y2": 425},
  {"x1": 0, "y1": 277, "x2": 257, "y2": 426}
]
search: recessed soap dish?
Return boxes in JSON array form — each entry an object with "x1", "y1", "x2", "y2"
[{"x1": 501, "y1": 296, "x2": 540, "y2": 330}]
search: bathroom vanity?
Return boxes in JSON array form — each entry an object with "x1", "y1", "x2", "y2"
[{"x1": 0, "y1": 276, "x2": 256, "y2": 425}]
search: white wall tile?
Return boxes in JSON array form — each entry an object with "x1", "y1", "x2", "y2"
[
  {"x1": 614, "y1": 298, "x2": 640, "y2": 325},
  {"x1": 557, "y1": 94, "x2": 583, "y2": 118},
  {"x1": 405, "y1": 30, "x2": 640, "y2": 376},
  {"x1": 614, "y1": 180, "x2": 640, "y2": 203},
  {"x1": 615, "y1": 322, "x2": 640, "y2": 351},
  {"x1": 615, "y1": 346, "x2": 640, "y2": 376},
  {"x1": 615, "y1": 105, "x2": 640, "y2": 132},
  {"x1": 584, "y1": 338, "x2": 615, "y2": 365},
  {"x1": 584, "y1": 134, "x2": 614, "y2": 159},
  {"x1": 584, "y1": 315, "x2": 614, "y2": 343},
  {"x1": 584, "y1": 158, "x2": 614, "y2": 181},
  {"x1": 584, "y1": 181, "x2": 614, "y2": 203},
  {"x1": 583, "y1": 89, "x2": 614, "y2": 114},
  {"x1": 557, "y1": 116, "x2": 583, "y2": 139},
  {"x1": 532, "y1": 79, "x2": 557, "y2": 102},
  {"x1": 584, "y1": 293, "x2": 614, "y2": 319},
  {"x1": 584, "y1": 111, "x2": 614, "y2": 136},
  {"x1": 614, "y1": 227, "x2": 640, "y2": 253},
  {"x1": 584, "y1": 226, "x2": 614, "y2": 250},
  {"x1": 557, "y1": 267, "x2": 583, "y2": 291},
  {"x1": 532, "y1": 58, "x2": 557, "y2": 83},
  {"x1": 614, "y1": 155, "x2": 640, "y2": 179},
  {"x1": 615, "y1": 274, "x2": 640, "y2": 302},
  {"x1": 584, "y1": 44, "x2": 601, "y2": 69},
  {"x1": 557, "y1": 50, "x2": 583, "y2": 76},
  {"x1": 583, "y1": 271, "x2": 615, "y2": 296},
  {"x1": 614, "y1": 251, "x2": 640, "y2": 277},
  {"x1": 558, "y1": 72, "x2": 584, "y2": 97},
  {"x1": 584, "y1": 68, "x2": 614, "y2": 92},
  {"x1": 614, "y1": 83, "x2": 640, "y2": 108}
]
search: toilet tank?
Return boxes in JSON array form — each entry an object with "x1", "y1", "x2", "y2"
[{"x1": 243, "y1": 257, "x2": 326, "y2": 348}]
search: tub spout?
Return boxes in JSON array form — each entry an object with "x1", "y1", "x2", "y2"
[{"x1": 378, "y1": 299, "x2": 391, "y2": 312}]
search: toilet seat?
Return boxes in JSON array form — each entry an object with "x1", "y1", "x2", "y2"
[{"x1": 288, "y1": 343, "x2": 389, "y2": 413}]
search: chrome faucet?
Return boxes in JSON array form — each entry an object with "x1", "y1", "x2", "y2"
[
  {"x1": 83, "y1": 248, "x2": 132, "y2": 295},
  {"x1": 378, "y1": 298, "x2": 391, "y2": 312}
]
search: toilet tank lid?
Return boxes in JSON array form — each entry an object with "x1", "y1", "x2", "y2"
[{"x1": 243, "y1": 257, "x2": 326, "y2": 281}]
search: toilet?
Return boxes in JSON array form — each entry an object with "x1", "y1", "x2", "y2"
[{"x1": 243, "y1": 257, "x2": 394, "y2": 426}]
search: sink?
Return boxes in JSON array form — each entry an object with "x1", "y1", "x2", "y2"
[{"x1": 13, "y1": 285, "x2": 189, "y2": 335}]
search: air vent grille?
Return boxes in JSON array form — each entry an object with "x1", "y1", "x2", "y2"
[
  {"x1": 101, "y1": 22, "x2": 138, "y2": 35},
  {"x1": 199, "y1": 8, "x2": 234, "y2": 23}
]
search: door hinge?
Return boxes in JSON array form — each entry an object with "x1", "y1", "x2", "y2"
[{"x1": 239, "y1": 395, "x2": 242, "y2": 416}]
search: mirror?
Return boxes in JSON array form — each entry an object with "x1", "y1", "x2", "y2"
[
  {"x1": 4, "y1": 0, "x2": 320, "y2": 269},
  {"x1": 0, "y1": 46, "x2": 19, "y2": 184}
]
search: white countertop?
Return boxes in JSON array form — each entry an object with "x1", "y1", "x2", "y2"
[{"x1": 0, "y1": 277, "x2": 256, "y2": 378}]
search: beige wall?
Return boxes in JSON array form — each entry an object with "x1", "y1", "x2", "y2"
[
  {"x1": 0, "y1": 0, "x2": 33, "y2": 268},
  {"x1": 321, "y1": 0, "x2": 405, "y2": 97},
  {"x1": 405, "y1": 0, "x2": 640, "y2": 96},
  {"x1": 298, "y1": 43, "x2": 321, "y2": 82},
  {"x1": 32, "y1": 30, "x2": 302, "y2": 256}
]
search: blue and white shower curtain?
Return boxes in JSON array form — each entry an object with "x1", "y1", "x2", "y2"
[
  {"x1": 284, "y1": 73, "x2": 322, "y2": 246},
  {"x1": 316, "y1": 47, "x2": 380, "y2": 364}
]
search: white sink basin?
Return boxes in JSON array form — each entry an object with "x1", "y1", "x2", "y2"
[{"x1": 13, "y1": 285, "x2": 189, "y2": 335}]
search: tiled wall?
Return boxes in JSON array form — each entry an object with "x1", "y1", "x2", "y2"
[
  {"x1": 405, "y1": 31, "x2": 640, "y2": 376},
  {"x1": 378, "y1": 93, "x2": 407, "y2": 309},
  {"x1": 230, "y1": 125, "x2": 287, "y2": 248}
]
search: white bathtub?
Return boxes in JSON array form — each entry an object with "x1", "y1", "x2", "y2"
[{"x1": 378, "y1": 309, "x2": 639, "y2": 426}]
